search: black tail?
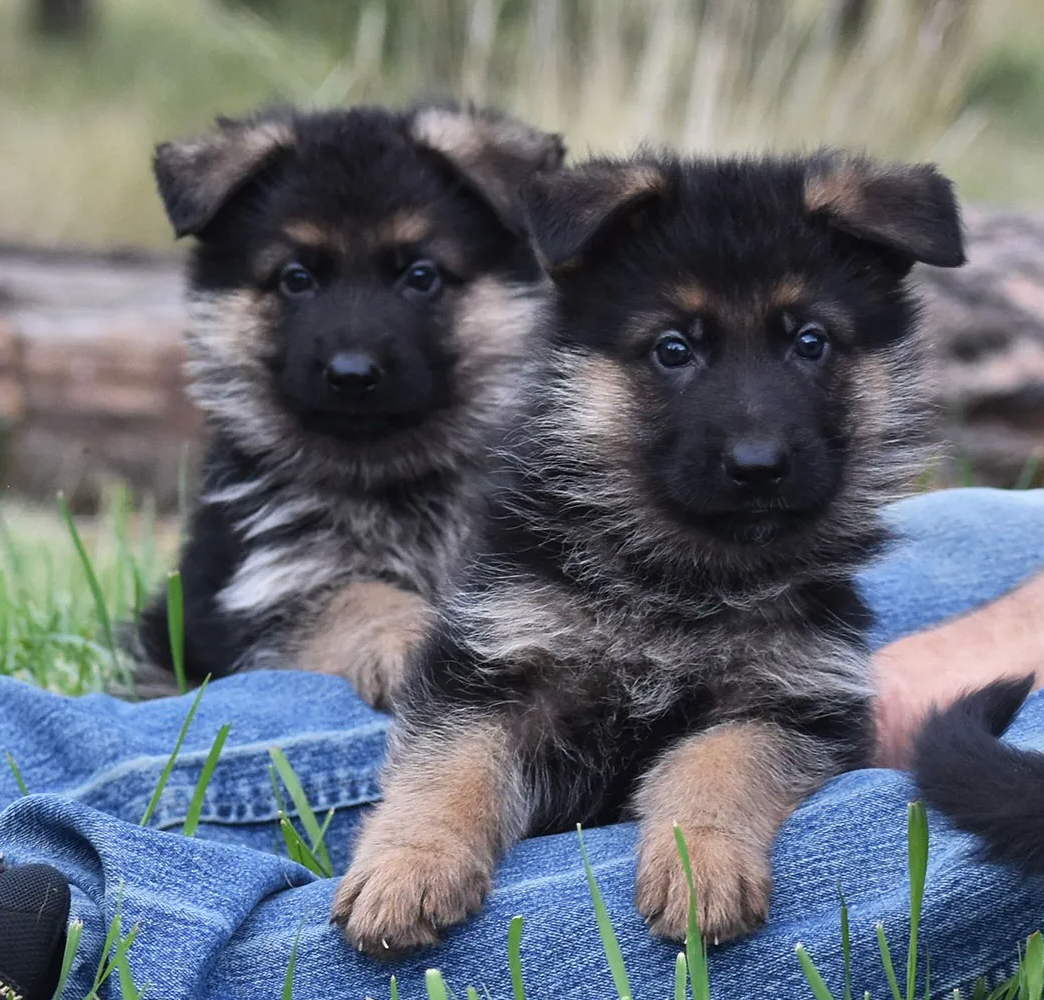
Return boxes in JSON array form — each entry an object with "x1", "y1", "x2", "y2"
[{"x1": 912, "y1": 675, "x2": 1044, "y2": 874}]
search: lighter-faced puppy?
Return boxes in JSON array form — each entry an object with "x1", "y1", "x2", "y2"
[
  {"x1": 332, "y1": 149, "x2": 965, "y2": 952},
  {"x1": 132, "y1": 103, "x2": 563, "y2": 706}
]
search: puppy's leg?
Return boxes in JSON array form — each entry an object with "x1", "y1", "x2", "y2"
[
  {"x1": 296, "y1": 581, "x2": 432, "y2": 709},
  {"x1": 633, "y1": 721, "x2": 836, "y2": 944},
  {"x1": 332, "y1": 716, "x2": 529, "y2": 956}
]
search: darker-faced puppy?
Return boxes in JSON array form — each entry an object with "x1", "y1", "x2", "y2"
[
  {"x1": 132, "y1": 103, "x2": 563, "y2": 706},
  {"x1": 332, "y1": 150, "x2": 965, "y2": 952}
]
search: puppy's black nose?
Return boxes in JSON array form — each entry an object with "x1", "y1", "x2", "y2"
[
  {"x1": 723, "y1": 438, "x2": 790, "y2": 487},
  {"x1": 324, "y1": 352, "x2": 383, "y2": 393}
]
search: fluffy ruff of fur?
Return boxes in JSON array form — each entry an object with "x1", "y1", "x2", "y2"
[
  {"x1": 913, "y1": 675, "x2": 1044, "y2": 875},
  {"x1": 131, "y1": 102, "x2": 563, "y2": 704},
  {"x1": 333, "y1": 148, "x2": 966, "y2": 954}
]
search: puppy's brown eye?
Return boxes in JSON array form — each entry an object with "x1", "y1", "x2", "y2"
[
  {"x1": 279, "y1": 263, "x2": 317, "y2": 298},
  {"x1": 792, "y1": 322, "x2": 830, "y2": 362},
  {"x1": 653, "y1": 331, "x2": 693, "y2": 369},
  {"x1": 400, "y1": 259, "x2": 442, "y2": 298}
]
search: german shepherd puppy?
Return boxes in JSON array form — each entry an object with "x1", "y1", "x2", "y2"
[
  {"x1": 914, "y1": 675, "x2": 1044, "y2": 874},
  {"x1": 332, "y1": 150, "x2": 965, "y2": 953},
  {"x1": 132, "y1": 104, "x2": 564, "y2": 706}
]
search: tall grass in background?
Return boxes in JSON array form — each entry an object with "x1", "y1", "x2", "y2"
[{"x1": 1, "y1": 0, "x2": 1043, "y2": 247}]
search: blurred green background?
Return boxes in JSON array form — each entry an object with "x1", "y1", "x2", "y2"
[{"x1": 2, "y1": 0, "x2": 1044, "y2": 249}]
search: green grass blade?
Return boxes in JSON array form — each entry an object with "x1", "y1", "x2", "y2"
[
  {"x1": 103, "y1": 923, "x2": 141, "y2": 995},
  {"x1": 269, "y1": 763, "x2": 289, "y2": 815},
  {"x1": 310, "y1": 807, "x2": 336, "y2": 863},
  {"x1": 1023, "y1": 932, "x2": 1044, "y2": 1000},
  {"x1": 985, "y1": 976, "x2": 1015, "y2": 1000},
  {"x1": 317, "y1": 806, "x2": 335, "y2": 837},
  {"x1": 390, "y1": 975, "x2": 400, "y2": 1000},
  {"x1": 283, "y1": 922, "x2": 303, "y2": 1000},
  {"x1": 839, "y1": 884, "x2": 852, "y2": 1000},
  {"x1": 907, "y1": 802, "x2": 929, "y2": 1000},
  {"x1": 278, "y1": 813, "x2": 318, "y2": 872},
  {"x1": 673, "y1": 825, "x2": 710, "y2": 1000},
  {"x1": 1015, "y1": 453, "x2": 1042, "y2": 490},
  {"x1": 955, "y1": 450, "x2": 977, "y2": 488},
  {"x1": 508, "y1": 914, "x2": 526, "y2": 1000},
  {"x1": 269, "y1": 747, "x2": 333, "y2": 876},
  {"x1": 0, "y1": 514, "x2": 27, "y2": 602},
  {"x1": 278, "y1": 814, "x2": 305, "y2": 867},
  {"x1": 131, "y1": 562, "x2": 147, "y2": 622},
  {"x1": 675, "y1": 953, "x2": 688, "y2": 1000},
  {"x1": 426, "y1": 969, "x2": 450, "y2": 1000},
  {"x1": 796, "y1": 944, "x2": 836, "y2": 1000},
  {"x1": 166, "y1": 570, "x2": 187, "y2": 695},
  {"x1": 57, "y1": 491, "x2": 120, "y2": 677},
  {"x1": 92, "y1": 886, "x2": 125, "y2": 990},
  {"x1": 140, "y1": 677, "x2": 210, "y2": 827},
  {"x1": 181, "y1": 723, "x2": 230, "y2": 837},
  {"x1": 115, "y1": 925, "x2": 144, "y2": 1000},
  {"x1": 106, "y1": 486, "x2": 131, "y2": 625},
  {"x1": 53, "y1": 917, "x2": 83, "y2": 999},
  {"x1": 467, "y1": 990, "x2": 481, "y2": 1000},
  {"x1": 577, "y1": 824, "x2": 633, "y2": 1000},
  {"x1": 5, "y1": 751, "x2": 28, "y2": 796},
  {"x1": 877, "y1": 922, "x2": 903, "y2": 1000}
]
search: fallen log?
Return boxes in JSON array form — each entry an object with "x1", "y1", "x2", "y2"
[
  {"x1": 1, "y1": 208, "x2": 1042, "y2": 510},
  {"x1": 919, "y1": 207, "x2": 1044, "y2": 487}
]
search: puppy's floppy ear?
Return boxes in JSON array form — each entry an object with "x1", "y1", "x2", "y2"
[
  {"x1": 408, "y1": 104, "x2": 565, "y2": 234},
  {"x1": 153, "y1": 114, "x2": 294, "y2": 238},
  {"x1": 520, "y1": 160, "x2": 666, "y2": 273},
  {"x1": 804, "y1": 151, "x2": 965, "y2": 269}
]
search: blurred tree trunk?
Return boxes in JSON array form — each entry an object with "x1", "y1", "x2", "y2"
[{"x1": 32, "y1": 0, "x2": 95, "y2": 39}]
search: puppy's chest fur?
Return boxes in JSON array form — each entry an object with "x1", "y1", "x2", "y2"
[
  {"x1": 453, "y1": 562, "x2": 870, "y2": 719},
  {"x1": 434, "y1": 566, "x2": 869, "y2": 832},
  {"x1": 205, "y1": 456, "x2": 479, "y2": 662}
]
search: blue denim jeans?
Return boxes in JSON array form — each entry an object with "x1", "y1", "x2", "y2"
[{"x1": 2, "y1": 487, "x2": 1044, "y2": 1000}]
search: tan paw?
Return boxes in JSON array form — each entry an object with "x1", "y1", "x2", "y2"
[
  {"x1": 297, "y1": 581, "x2": 431, "y2": 710},
  {"x1": 635, "y1": 825, "x2": 772, "y2": 944},
  {"x1": 332, "y1": 843, "x2": 491, "y2": 958}
]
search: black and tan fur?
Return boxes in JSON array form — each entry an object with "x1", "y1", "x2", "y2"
[
  {"x1": 132, "y1": 103, "x2": 563, "y2": 705},
  {"x1": 333, "y1": 149, "x2": 965, "y2": 952}
]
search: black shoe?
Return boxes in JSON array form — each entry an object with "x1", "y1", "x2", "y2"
[{"x1": 0, "y1": 860, "x2": 71, "y2": 1000}]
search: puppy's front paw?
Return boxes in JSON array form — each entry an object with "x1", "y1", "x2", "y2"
[
  {"x1": 298, "y1": 581, "x2": 431, "y2": 710},
  {"x1": 635, "y1": 825, "x2": 772, "y2": 944},
  {"x1": 332, "y1": 842, "x2": 491, "y2": 958}
]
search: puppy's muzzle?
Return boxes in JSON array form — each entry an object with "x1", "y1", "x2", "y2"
[
  {"x1": 722, "y1": 437, "x2": 790, "y2": 489},
  {"x1": 325, "y1": 351, "x2": 384, "y2": 394}
]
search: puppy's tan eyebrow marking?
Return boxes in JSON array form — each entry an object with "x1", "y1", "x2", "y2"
[
  {"x1": 283, "y1": 212, "x2": 435, "y2": 258},
  {"x1": 283, "y1": 220, "x2": 344, "y2": 251},
  {"x1": 808, "y1": 299, "x2": 856, "y2": 340},
  {"x1": 423, "y1": 237, "x2": 466, "y2": 275},
  {"x1": 769, "y1": 276, "x2": 808, "y2": 309},
  {"x1": 375, "y1": 210, "x2": 433, "y2": 247},
  {"x1": 672, "y1": 283, "x2": 710, "y2": 314},
  {"x1": 252, "y1": 242, "x2": 297, "y2": 283}
]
